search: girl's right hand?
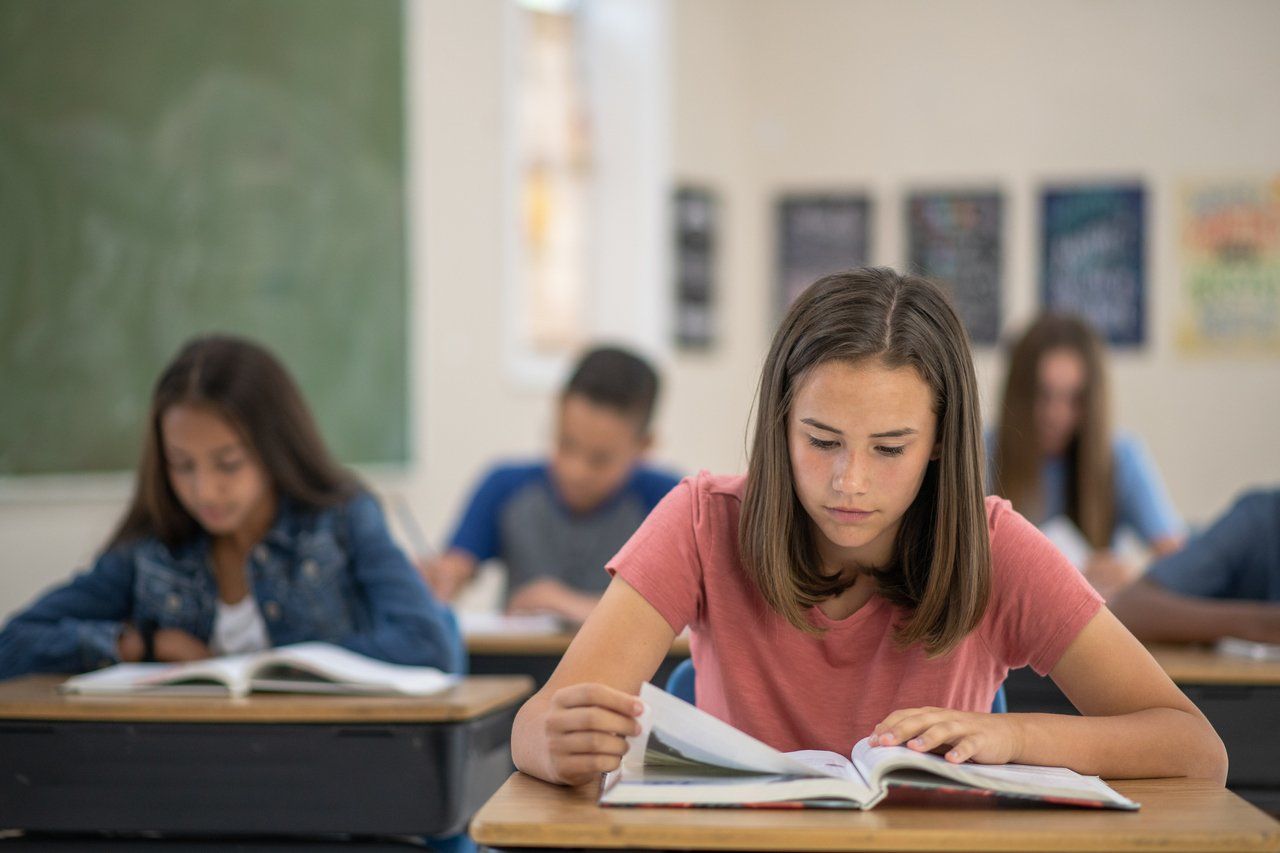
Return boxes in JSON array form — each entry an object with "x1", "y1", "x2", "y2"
[{"x1": 543, "y1": 682, "x2": 644, "y2": 786}]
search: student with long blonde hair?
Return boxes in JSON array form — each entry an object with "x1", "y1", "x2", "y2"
[
  {"x1": 510, "y1": 269, "x2": 1224, "y2": 787},
  {"x1": 990, "y1": 314, "x2": 1184, "y2": 598}
]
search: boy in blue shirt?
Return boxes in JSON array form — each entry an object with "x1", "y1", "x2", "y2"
[
  {"x1": 422, "y1": 347, "x2": 680, "y2": 624},
  {"x1": 1110, "y1": 488, "x2": 1280, "y2": 644}
]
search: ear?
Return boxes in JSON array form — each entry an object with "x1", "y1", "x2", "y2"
[
  {"x1": 638, "y1": 431, "x2": 655, "y2": 455},
  {"x1": 930, "y1": 441, "x2": 942, "y2": 461}
]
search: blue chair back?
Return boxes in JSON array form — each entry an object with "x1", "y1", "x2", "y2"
[
  {"x1": 991, "y1": 683, "x2": 1007, "y2": 714},
  {"x1": 665, "y1": 657, "x2": 1008, "y2": 714},
  {"x1": 665, "y1": 657, "x2": 696, "y2": 704}
]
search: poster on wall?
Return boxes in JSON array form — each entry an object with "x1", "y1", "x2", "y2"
[
  {"x1": 1040, "y1": 184, "x2": 1145, "y2": 346},
  {"x1": 1177, "y1": 178, "x2": 1280, "y2": 357},
  {"x1": 906, "y1": 191, "x2": 1003, "y2": 346},
  {"x1": 776, "y1": 194, "x2": 872, "y2": 322},
  {"x1": 674, "y1": 186, "x2": 717, "y2": 349}
]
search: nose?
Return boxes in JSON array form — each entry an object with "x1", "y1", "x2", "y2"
[{"x1": 831, "y1": 449, "x2": 868, "y2": 495}]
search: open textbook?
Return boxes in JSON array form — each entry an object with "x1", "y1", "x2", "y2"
[
  {"x1": 1218, "y1": 637, "x2": 1280, "y2": 662},
  {"x1": 600, "y1": 683, "x2": 1138, "y2": 811},
  {"x1": 60, "y1": 642, "x2": 460, "y2": 699}
]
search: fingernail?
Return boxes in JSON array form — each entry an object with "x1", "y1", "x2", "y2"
[
  {"x1": 909, "y1": 738, "x2": 923, "y2": 748},
  {"x1": 633, "y1": 701, "x2": 644, "y2": 715},
  {"x1": 881, "y1": 734, "x2": 896, "y2": 745},
  {"x1": 947, "y1": 750, "x2": 959, "y2": 761},
  {"x1": 869, "y1": 735, "x2": 879, "y2": 746}
]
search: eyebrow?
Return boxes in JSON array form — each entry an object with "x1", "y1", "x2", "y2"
[
  {"x1": 800, "y1": 418, "x2": 918, "y2": 439},
  {"x1": 164, "y1": 443, "x2": 243, "y2": 459}
]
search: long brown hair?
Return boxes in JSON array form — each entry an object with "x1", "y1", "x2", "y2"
[
  {"x1": 993, "y1": 314, "x2": 1113, "y2": 549},
  {"x1": 107, "y1": 335, "x2": 360, "y2": 550},
  {"x1": 739, "y1": 268, "x2": 990, "y2": 657}
]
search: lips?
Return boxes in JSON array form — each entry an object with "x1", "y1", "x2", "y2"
[
  {"x1": 826, "y1": 506, "x2": 873, "y2": 522},
  {"x1": 200, "y1": 507, "x2": 233, "y2": 524}
]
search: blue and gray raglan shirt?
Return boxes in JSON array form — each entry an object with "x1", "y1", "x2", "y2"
[{"x1": 446, "y1": 461, "x2": 681, "y2": 599}]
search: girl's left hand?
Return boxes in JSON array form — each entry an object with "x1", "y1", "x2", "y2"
[{"x1": 869, "y1": 707, "x2": 1023, "y2": 765}]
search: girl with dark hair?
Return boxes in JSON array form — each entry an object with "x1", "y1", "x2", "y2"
[
  {"x1": 509, "y1": 268, "x2": 1224, "y2": 787},
  {"x1": 990, "y1": 314, "x2": 1184, "y2": 598},
  {"x1": 0, "y1": 335, "x2": 464, "y2": 679}
]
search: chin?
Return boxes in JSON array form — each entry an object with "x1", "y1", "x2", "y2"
[{"x1": 819, "y1": 526, "x2": 878, "y2": 550}]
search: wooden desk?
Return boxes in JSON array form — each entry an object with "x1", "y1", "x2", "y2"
[
  {"x1": 471, "y1": 772, "x2": 1280, "y2": 852},
  {"x1": 467, "y1": 632, "x2": 690, "y2": 690},
  {"x1": 1004, "y1": 643, "x2": 1280, "y2": 815},
  {"x1": 0, "y1": 674, "x2": 533, "y2": 839}
]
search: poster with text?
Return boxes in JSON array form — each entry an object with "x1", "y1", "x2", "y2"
[
  {"x1": 1177, "y1": 178, "x2": 1280, "y2": 356},
  {"x1": 1041, "y1": 185, "x2": 1145, "y2": 346},
  {"x1": 776, "y1": 194, "x2": 871, "y2": 322},
  {"x1": 907, "y1": 191, "x2": 1002, "y2": 345}
]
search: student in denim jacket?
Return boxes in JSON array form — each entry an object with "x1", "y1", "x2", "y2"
[{"x1": 0, "y1": 335, "x2": 464, "y2": 680}]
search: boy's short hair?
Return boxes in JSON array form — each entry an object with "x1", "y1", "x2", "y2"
[{"x1": 562, "y1": 346, "x2": 660, "y2": 433}]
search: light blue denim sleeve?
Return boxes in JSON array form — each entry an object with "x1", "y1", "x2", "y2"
[
  {"x1": 0, "y1": 548, "x2": 137, "y2": 680},
  {"x1": 335, "y1": 492, "x2": 466, "y2": 673},
  {"x1": 1113, "y1": 433, "x2": 1184, "y2": 544},
  {"x1": 1145, "y1": 489, "x2": 1280, "y2": 600}
]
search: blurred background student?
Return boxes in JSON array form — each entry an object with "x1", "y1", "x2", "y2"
[
  {"x1": 0, "y1": 336, "x2": 464, "y2": 680},
  {"x1": 988, "y1": 314, "x2": 1185, "y2": 599},
  {"x1": 1110, "y1": 487, "x2": 1280, "y2": 645},
  {"x1": 420, "y1": 346, "x2": 679, "y2": 625}
]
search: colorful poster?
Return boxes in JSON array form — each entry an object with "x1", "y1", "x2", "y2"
[
  {"x1": 674, "y1": 186, "x2": 717, "y2": 349},
  {"x1": 776, "y1": 195, "x2": 872, "y2": 321},
  {"x1": 1177, "y1": 178, "x2": 1280, "y2": 356},
  {"x1": 1041, "y1": 185, "x2": 1145, "y2": 346},
  {"x1": 907, "y1": 191, "x2": 1003, "y2": 345}
]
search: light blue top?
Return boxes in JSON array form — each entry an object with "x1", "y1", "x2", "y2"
[{"x1": 985, "y1": 430, "x2": 1183, "y2": 546}]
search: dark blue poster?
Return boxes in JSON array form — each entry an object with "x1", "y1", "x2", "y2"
[
  {"x1": 1041, "y1": 185, "x2": 1146, "y2": 346},
  {"x1": 907, "y1": 191, "x2": 1002, "y2": 345},
  {"x1": 776, "y1": 194, "x2": 872, "y2": 322}
]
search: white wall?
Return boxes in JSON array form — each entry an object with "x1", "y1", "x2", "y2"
[{"x1": 2, "y1": 0, "x2": 1278, "y2": 617}]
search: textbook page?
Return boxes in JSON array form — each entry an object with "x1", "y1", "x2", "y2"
[
  {"x1": 1217, "y1": 637, "x2": 1280, "y2": 662},
  {"x1": 601, "y1": 683, "x2": 876, "y2": 807},
  {"x1": 624, "y1": 682, "x2": 831, "y2": 777},
  {"x1": 849, "y1": 737, "x2": 1139, "y2": 809},
  {"x1": 60, "y1": 655, "x2": 254, "y2": 696},
  {"x1": 247, "y1": 642, "x2": 459, "y2": 696}
]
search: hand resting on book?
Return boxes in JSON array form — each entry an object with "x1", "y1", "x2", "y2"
[{"x1": 870, "y1": 705, "x2": 1022, "y2": 765}]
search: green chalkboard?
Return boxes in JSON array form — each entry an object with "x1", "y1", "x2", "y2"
[{"x1": 0, "y1": 0, "x2": 408, "y2": 474}]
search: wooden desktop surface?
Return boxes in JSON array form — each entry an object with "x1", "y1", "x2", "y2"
[
  {"x1": 464, "y1": 635, "x2": 1270, "y2": 685},
  {"x1": 1147, "y1": 643, "x2": 1280, "y2": 686},
  {"x1": 467, "y1": 632, "x2": 690, "y2": 657},
  {"x1": 0, "y1": 674, "x2": 533, "y2": 723},
  {"x1": 471, "y1": 772, "x2": 1280, "y2": 852}
]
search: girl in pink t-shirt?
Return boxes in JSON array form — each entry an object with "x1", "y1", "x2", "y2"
[{"x1": 511, "y1": 268, "x2": 1226, "y2": 788}]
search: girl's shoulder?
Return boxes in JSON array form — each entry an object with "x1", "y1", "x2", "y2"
[
  {"x1": 635, "y1": 471, "x2": 745, "y2": 541},
  {"x1": 983, "y1": 494, "x2": 1097, "y2": 592},
  {"x1": 680, "y1": 470, "x2": 748, "y2": 515}
]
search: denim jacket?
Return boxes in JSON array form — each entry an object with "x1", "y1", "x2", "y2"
[{"x1": 0, "y1": 492, "x2": 465, "y2": 680}]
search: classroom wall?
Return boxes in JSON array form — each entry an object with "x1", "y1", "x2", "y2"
[{"x1": 2, "y1": 0, "x2": 1278, "y2": 616}]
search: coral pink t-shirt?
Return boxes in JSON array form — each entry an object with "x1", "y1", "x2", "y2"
[{"x1": 608, "y1": 472, "x2": 1103, "y2": 756}]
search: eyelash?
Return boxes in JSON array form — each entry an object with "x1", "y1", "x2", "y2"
[{"x1": 806, "y1": 436, "x2": 905, "y2": 457}]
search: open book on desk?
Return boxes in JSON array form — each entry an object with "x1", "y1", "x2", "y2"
[
  {"x1": 1217, "y1": 637, "x2": 1280, "y2": 662},
  {"x1": 60, "y1": 642, "x2": 460, "y2": 699},
  {"x1": 600, "y1": 683, "x2": 1138, "y2": 811}
]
